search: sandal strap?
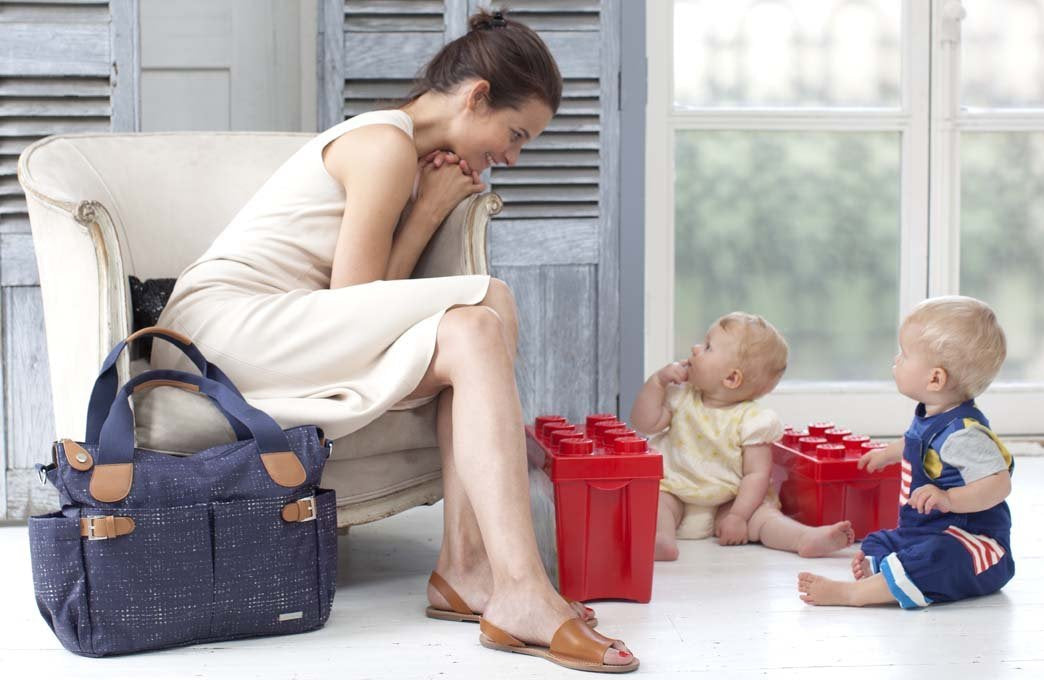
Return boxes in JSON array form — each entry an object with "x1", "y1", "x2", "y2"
[
  {"x1": 479, "y1": 618, "x2": 524, "y2": 647},
  {"x1": 428, "y1": 572, "x2": 475, "y2": 616},
  {"x1": 550, "y1": 618, "x2": 614, "y2": 665}
]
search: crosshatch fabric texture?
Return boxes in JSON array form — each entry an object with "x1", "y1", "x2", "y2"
[{"x1": 28, "y1": 332, "x2": 338, "y2": 657}]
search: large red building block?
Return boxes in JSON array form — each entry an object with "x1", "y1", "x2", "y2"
[
  {"x1": 771, "y1": 422, "x2": 900, "y2": 540},
  {"x1": 527, "y1": 414, "x2": 663, "y2": 603}
]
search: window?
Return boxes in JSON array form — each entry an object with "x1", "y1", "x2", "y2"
[{"x1": 647, "y1": 0, "x2": 1043, "y2": 435}]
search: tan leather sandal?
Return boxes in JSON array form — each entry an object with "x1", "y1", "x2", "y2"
[
  {"x1": 425, "y1": 572, "x2": 598, "y2": 627},
  {"x1": 479, "y1": 617, "x2": 639, "y2": 673}
]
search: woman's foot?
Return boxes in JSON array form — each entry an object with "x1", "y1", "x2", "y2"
[
  {"x1": 796, "y1": 520, "x2": 855, "y2": 558},
  {"x1": 851, "y1": 550, "x2": 872, "y2": 580},
  {"x1": 797, "y1": 572, "x2": 854, "y2": 606},
  {"x1": 481, "y1": 582, "x2": 634, "y2": 667},
  {"x1": 427, "y1": 567, "x2": 596, "y2": 624}
]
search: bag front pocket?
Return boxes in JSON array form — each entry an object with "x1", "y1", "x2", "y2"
[
  {"x1": 313, "y1": 489, "x2": 338, "y2": 623},
  {"x1": 28, "y1": 512, "x2": 92, "y2": 656},
  {"x1": 82, "y1": 503, "x2": 214, "y2": 655},
  {"x1": 210, "y1": 494, "x2": 322, "y2": 639}
]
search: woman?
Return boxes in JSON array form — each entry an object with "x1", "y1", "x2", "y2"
[{"x1": 153, "y1": 8, "x2": 638, "y2": 674}]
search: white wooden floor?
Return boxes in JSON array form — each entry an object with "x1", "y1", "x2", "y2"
[{"x1": 3, "y1": 458, "x2": 1043, "y2": 679}]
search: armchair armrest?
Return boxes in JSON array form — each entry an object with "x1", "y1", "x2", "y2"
[{"x1": 412, "y1": 192, "x2": 500, "y2": 278}]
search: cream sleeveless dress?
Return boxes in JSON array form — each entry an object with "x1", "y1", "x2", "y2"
[{"x1": 151, "y1": 110, "x2": 490, "y2": 439}]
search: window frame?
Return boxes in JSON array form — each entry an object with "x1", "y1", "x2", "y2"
[{"x1": 645, "y1": 0, "x2": 1043, "y2": 436}]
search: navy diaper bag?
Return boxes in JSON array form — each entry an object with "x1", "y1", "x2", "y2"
[{"x1": 28, "y1": 327, "x2": 337, "y2": 656}]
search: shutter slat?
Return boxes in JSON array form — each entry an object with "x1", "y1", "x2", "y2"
[
  {"x1": 0, "y1": 22, "x2": 110, "y2": 76},
  {"x1": 0, "y1": 197, "x2": 28, "y2": 215},
  {"x1": 0, "y1": 136, "x2": 36, "y2": 155},
  {"x1": 0, "y1": 75, "x2": 110, "y2": 97},
  {"x1": 0, "y1": 117, "x2": 110, "y2": 135},
  {"x1": 0, "y1": 97, "x2": 109, "y2": 117},
  {"x1": 491, "y1": 168, "x2": 599, "y2": 185},
  {"x1": 343, "y1": 1, "x2": 443, "y2": 15},
  {"x1": 498, "y1": 203, "x2": 599, "y2": 219},
  {"x1": 515, "y1": 150, "x2": 599, "y2": 167},
  {"x1": 0, "y1": 3, "x2": 108, "y2": 23},
  {"x1": 496, "y1": 186, "x2": 600, "y2": 203}
]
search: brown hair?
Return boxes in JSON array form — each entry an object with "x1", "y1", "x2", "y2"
[{"x1": 406, "y1": 8, "x2": 562, "y2": 113}]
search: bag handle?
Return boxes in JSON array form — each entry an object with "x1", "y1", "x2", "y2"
[
  {"x1": 89, "y1": 369, "x2": 306, "y2": 503},
  {"x1": 85, "y1": 326, "x2": 250, "y2": 443}
]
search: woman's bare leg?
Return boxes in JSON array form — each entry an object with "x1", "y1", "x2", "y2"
[
  {"x1": 404, "y1": 280, "x2": 630, "y2": 664},
  {"x1": 427, "y1": 387, "x2": 595, "y2": 622}
]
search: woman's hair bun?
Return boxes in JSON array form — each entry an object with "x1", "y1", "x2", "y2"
[{"x1": 469, "y1": 8, "x2": 509, "y2": 32}]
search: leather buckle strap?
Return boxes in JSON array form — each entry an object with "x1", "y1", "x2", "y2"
[
  {"x1": 81, "y1": 515, "x2": 136, "y2": 540},
  {"x1": 281, "y1": 496, "x2": 316, "y2": 523}
]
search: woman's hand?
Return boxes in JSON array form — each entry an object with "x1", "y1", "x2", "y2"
[
  {"x1": 414, "y1": 152, "x2": 485, "y2": 228},
  {"x1": 420, "y1": 150, "x2": 482, "y2": 184}
]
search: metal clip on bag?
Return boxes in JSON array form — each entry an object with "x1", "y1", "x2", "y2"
[{"x1": 28, "y1": 327, "x2": 337, "y2": 657}]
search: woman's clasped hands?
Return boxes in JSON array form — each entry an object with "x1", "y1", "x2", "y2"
[{"x1": 414, "y1": 150, "x2": 486, "y2": 227}]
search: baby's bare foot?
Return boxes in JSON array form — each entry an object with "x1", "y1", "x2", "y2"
[
  {"x1": 797, "y1": 520, "x2": 855, "y2": 558},
  {"x1": 654, "y1": 532, "x2": 679, "y2": 561},
  {"x1": 797, "y1": 572, "x2": 854, "y2": 606},
  {"x1": 851, "y1": 550, "x2": 872, "y2": 580}
]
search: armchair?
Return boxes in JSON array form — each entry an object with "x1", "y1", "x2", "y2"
[{"x1": 18, "y1": 131, "x2": 501, "y2": 528}]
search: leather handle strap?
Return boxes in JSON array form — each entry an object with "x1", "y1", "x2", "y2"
[
  {"x1": 90, "y1": 369, "x2": 303, "y2": 502},
  {"x1": 85, "y1": 326, "x2": 250, "y2": 443}
]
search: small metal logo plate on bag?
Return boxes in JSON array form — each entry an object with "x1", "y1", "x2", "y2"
[{"x1": 278, "y1": 611, "x2": 303, "y2": 622}]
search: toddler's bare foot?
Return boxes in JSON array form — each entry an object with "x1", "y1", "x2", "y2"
[
  {"x1": 797, "y1": 520, "x2": 855, "y2": 558},
  {"x1": 797, "y1": 572, "x2": 855, "y2": 606},
  {"x1": 851, "y1": 550, "x2": 872, "y2": 580},
  {"x1": 654, "y1": 532, "x2": 679, "y2": 561}
]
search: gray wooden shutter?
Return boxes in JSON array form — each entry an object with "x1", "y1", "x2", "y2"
[
  {"x1": 0, "y1": 0, "x2": 138, "y2": 519},
  {"x1": 319, "y1": 0, "x2": 620, "y2": 424}
]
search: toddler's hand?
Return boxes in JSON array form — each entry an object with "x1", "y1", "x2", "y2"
[
  {"x1": 716, "y1": 513, "x2": 749, "y2": 546},
  {"x1": 857, "y1": 449, "x2": 894, "y2": 473},
  {"x1": 656, "y1": 360, "x2": 689, "y2": 387},
  {"x1": 908, "y1": 484, "x2": 952, "y2": 514}
]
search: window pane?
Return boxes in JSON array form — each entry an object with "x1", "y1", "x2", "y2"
[
  {"x1": 673, "y1": 0, "x2": 902, "y2": 109},
  {"x1": 674, "y1": 132, "x2": 900, "y2": 381},
  {"x1": 962, "y1": 0, "x2": 1044, "y2": 109},
  {"x1": 960, "y1": 133, "x2": 1044, "y2": 382}
]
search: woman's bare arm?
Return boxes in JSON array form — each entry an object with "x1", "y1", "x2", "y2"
[{"x1": 323, "y1": 125, "x2": 418, "y2": 288}]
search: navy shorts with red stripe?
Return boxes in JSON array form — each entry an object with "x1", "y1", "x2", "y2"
[{"x1": 861, "y1": 525, "x2": 1014, "y2": 608}]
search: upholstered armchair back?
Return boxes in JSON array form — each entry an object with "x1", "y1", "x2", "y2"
[{"x1": 18, "y1": 132, "x2": 314, "y2": 438}]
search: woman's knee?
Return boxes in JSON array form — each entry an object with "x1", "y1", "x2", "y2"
[
  {"x1": 482, "y1": 278, "x2": 518, "y2": 339},
  {"x1": 438, "y1": 305, "x2": 510, "y2": 360}
]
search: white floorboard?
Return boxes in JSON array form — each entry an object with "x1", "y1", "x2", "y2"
[{"x1": 2, "y1": 458, "x2": 1043, "y2": 679}]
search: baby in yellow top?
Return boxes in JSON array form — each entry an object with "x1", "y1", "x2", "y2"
[{"x1": 631, "y1": 312, "x2": 856, "y2": 561}]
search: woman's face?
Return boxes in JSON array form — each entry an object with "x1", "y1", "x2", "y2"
[{"x1": 455, "y1": 86, "x2": 554, "y2": 173}]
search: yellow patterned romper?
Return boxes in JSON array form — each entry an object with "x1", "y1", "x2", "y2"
[{"x1": 649, "y1": 383, "x2": 783, "y2": 539}]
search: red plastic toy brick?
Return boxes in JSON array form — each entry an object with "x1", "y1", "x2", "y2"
[
  {"x1": 526, "y1": 414, "x2": 663, "y2": 603},
  {"x1": 772, "y1": 422, "x2": 900, "y2": 540}
]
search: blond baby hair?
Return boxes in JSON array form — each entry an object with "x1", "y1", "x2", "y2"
[
  {"x1": 902, "y1": 295, "x2": 1006, "y2": 399},
  {"x1": 716, "y1": 312, "x2": 789, "y2": 397}
]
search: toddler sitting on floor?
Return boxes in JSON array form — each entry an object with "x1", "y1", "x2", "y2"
[
  {"x1": 799, "y1": 296, "x2": 1014, "y2": 608},
  {"x1": 631, "y1": 312, "x2": 855, "y2": 561}
]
